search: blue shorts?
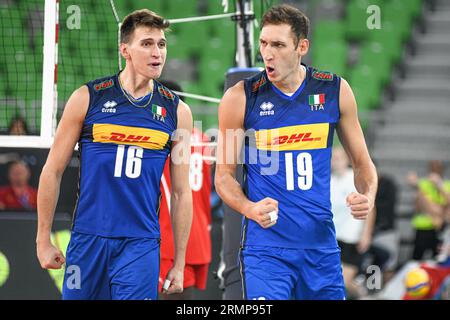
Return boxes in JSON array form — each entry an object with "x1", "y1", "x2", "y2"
[
  {"x1": 240, "y1": 246, "x2": 345, "y2": 300},
  {"x1": 62, "y1": 231, "x2": 160, "y2": 300}
]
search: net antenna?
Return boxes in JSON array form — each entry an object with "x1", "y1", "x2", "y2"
[{"x1": 109, "y1": 0, "x2": 122, "y2": 71}]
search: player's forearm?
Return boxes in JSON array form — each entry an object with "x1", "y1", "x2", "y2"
[
  {"x1": 353, "y1": 162, "x2": 378, "y2": 205},
  {"x1": 36, "y1": 167, "x2": 62, "y2": 245},
  {"x1": 170, "y1": 190, "x2": 192, "y2": 268},
  {"x1": 215, "y1": 170, "x2": 254, "y2": 216},
  {"x1": 363, "y1": 207, "x2": 376, "y2": 238}
]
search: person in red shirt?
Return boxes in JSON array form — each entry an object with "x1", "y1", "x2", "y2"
[
  {"x1": 158, "y1": 127, "x2": 213, "y2": 299},
  {"x1": 0, "y1": 160, "x2": 37, "y2": 210}
]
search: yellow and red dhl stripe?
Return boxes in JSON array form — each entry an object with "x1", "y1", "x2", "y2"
[
  {"x1": 255, "y1": 123, "x2": 329, "y2": 151},
  {"x1": 93, "y1": 123, "x2": 169, "y2": 150}
]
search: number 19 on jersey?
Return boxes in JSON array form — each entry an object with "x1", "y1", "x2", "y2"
[{"x1": 285, "y1": 152, "x2": 313, "y2": 191}]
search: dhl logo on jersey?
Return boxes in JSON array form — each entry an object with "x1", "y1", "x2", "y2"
[
  {"x1": 255, "y1": 123, "x2": 329, "y2": 151},
  {"x1": 93, "y1": 123, "x2": 169, "y2": 150}
]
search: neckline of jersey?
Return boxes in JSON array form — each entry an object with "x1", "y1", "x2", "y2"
[
  {"x1": 269, "y1": 65, "x2": 308, "y2": 101},
  {"x1": 116, "y1": 73, "x2": 155, "y2": 108}
]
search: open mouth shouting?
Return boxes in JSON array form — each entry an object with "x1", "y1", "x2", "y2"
[
  {"x1": 266, "y1": 66, "x2": 275, "y2": 77},
  {"x1": 149, "y1": 62, "x2": 162, "y2": 69}
]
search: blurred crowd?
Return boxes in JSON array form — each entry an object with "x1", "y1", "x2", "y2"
[{"x1": 331, "y1": 147, "x2": 450, "y2": 300}]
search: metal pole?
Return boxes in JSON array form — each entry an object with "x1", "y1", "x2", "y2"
[{"x1": 235, "y1": 0, "x2": 254, "y2": 68}]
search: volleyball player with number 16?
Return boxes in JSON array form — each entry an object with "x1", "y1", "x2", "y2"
[{"x1": 36, "y1": 9, "x2": 193, "y2": 300}]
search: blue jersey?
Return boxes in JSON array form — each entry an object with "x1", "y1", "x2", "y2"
[
  {"x1": 242, "y1": 65, "x2": 340, "y2": 249},
  {"x1": 72, "y1": 74, "x2": 178, "y2": 238}
]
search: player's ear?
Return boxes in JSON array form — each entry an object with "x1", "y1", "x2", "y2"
[
  {"x1": 297, "y1": 38, "x2": 309, "y2": 57},
  {"x1": 120, "y1": 42, "x2": 130, "y2": 60}
]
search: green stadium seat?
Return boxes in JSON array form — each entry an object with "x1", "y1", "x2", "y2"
[
  {"x1": 177, "y1": 23, "x2": 209, "y2": 56},
  {"x1": 177, "y1": 81, "x2": 205, "y2": 107},
  {"x1": 29, "y1": 28, "x2": 44, "y2": 55},
  {"x1": 166, "y1": 0, "x2": 198, "y2": 19},
  {"x1": 207, "y1": 1, "x2": 227, "y2": 15},
  {"x1": 409, "y1": 0, "x2": 424, "y2": 20},
  {"x1": 358, "y1": 41, "x2": 392, "y2": 87},
  {"x1": 345, "y1": 0, "x2": 383, "y2": 41},
  {"x1": 313, "y1": 20, "x2": 345, "y2": 42},
  {"x1": 113, "y1": 0, "x2": 162, "y2": 19},
  {"x1": 387, "y1": 0, "x2": 423, "y2": 22},
  {"x1": 367, "y1": 20, "x2": 403, "y2": 66},
  {"x1": 0, "y1": 106, "x2": 11, "y2": 131},
  {"x1": 211, "y1": 17, "x2": 236, "y2": 46},
  {"x1": 1, "y1": 12, "x2": 28, "y2": 56},
  {"x1": 0, "y1": 6, "x2": 22, "y2": 28},
  {"x1": 382, "y1": 1, "x2": 414, "y2": 42},
  {"x1": 166, "y1": 33, "x2": 191, "y2": 60},
  {"x1": 312, "y1": 39, "x2": 348, "y2": 76},
  {"x1": 113, "y1": 0, "x2": 133, "y2": 19},
  {"x1": 25, "y1": 97, "x2": 41, "y2": 133},
  {"x1": 0, "y1": 59, "x2": 6, "y2": 82},
  {"x1": 198, "y1": 57, "x2": 226, "y2": 98},
  {"x1": 202, "y1": 114, "x2": 219, "y2": 131},
  {"x1": 201, "y1": 36, "x2": 234, "y2": 63},
  {"x1": 134, "y1": 0, "x2": 162, "y2": 13},
  {"x1": 0, "y1": 95, "x2": 24, "y2": 129},
  {"x1": 348, "y1": 64, "x2": 383, "y2": 111}
]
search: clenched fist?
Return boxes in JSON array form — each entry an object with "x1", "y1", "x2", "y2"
[
  {"x1": 37, "y1": 241, "x2": 66, "y2": 269},
  {"x1": 162, "y1": 266, "x2": 184, "y2": 295},
  {"x1": 346, "y1": 192, "x2": 372, "y2": 220},
  {"x1": 245, "y1": 197, "x2": 279, "y2": 229}
]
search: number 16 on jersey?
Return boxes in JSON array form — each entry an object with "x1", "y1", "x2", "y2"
[{"x1": 114, "y1": 145, "x2": 143, "y2": 178}]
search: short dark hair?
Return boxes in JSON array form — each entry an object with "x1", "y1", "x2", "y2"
[
  {"x1": 261, "y1": 4, "x2": 310, "y2": 46},
  {"x1": 120, "y1": 9, "x2": 170, "y2": 44}
]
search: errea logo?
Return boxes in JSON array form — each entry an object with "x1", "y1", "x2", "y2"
[
  {"x1": 102, "y1": 101, "x2": 117, "y2": 113},
  {"x1": 259, "y1": 102, "x2": 274, "y2": 116}
]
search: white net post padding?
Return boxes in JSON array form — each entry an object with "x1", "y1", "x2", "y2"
[
  {"x1": 41, "y1": 0, "x2": 58, "y2": 143},
  {"x1": 0, "y1": 0, "x2": 57, "y2": 148}
]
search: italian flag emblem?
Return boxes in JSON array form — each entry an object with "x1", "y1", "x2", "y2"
[
  {"x1": 152, "y1": 104, "x2": 166, "y2": 117},
  {"x1": 308, "y1": 94, "x2": 325, "y2": 105}
]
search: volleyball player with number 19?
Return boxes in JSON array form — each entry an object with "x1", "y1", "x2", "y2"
[{"x1": 215, "y1": 5, "x2": 378, "y2": 300}]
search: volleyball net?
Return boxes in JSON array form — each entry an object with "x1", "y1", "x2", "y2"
[{"x1": 0, "y1": 0, "x2": 272, "y2": 148}]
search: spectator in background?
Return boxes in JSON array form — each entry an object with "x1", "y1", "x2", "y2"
[
  {"x1": 0, "y1": 160, "x2": 37, "y2": 210},
  {"x1": 363, "y1": 171, "x2": 399, "y2": 284},
  {"x1": 407, "y1": 160, "x2": 450, "y2": 260},
  {"x1": 439, "y1": 174, "x2": 450, "y2": 228},
  {"x1": 8, "y1": 116, "x2": 29, "y2": 135},
  {"x1": 331, "y1": 146, "x2": 376, "y2": 299}
]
